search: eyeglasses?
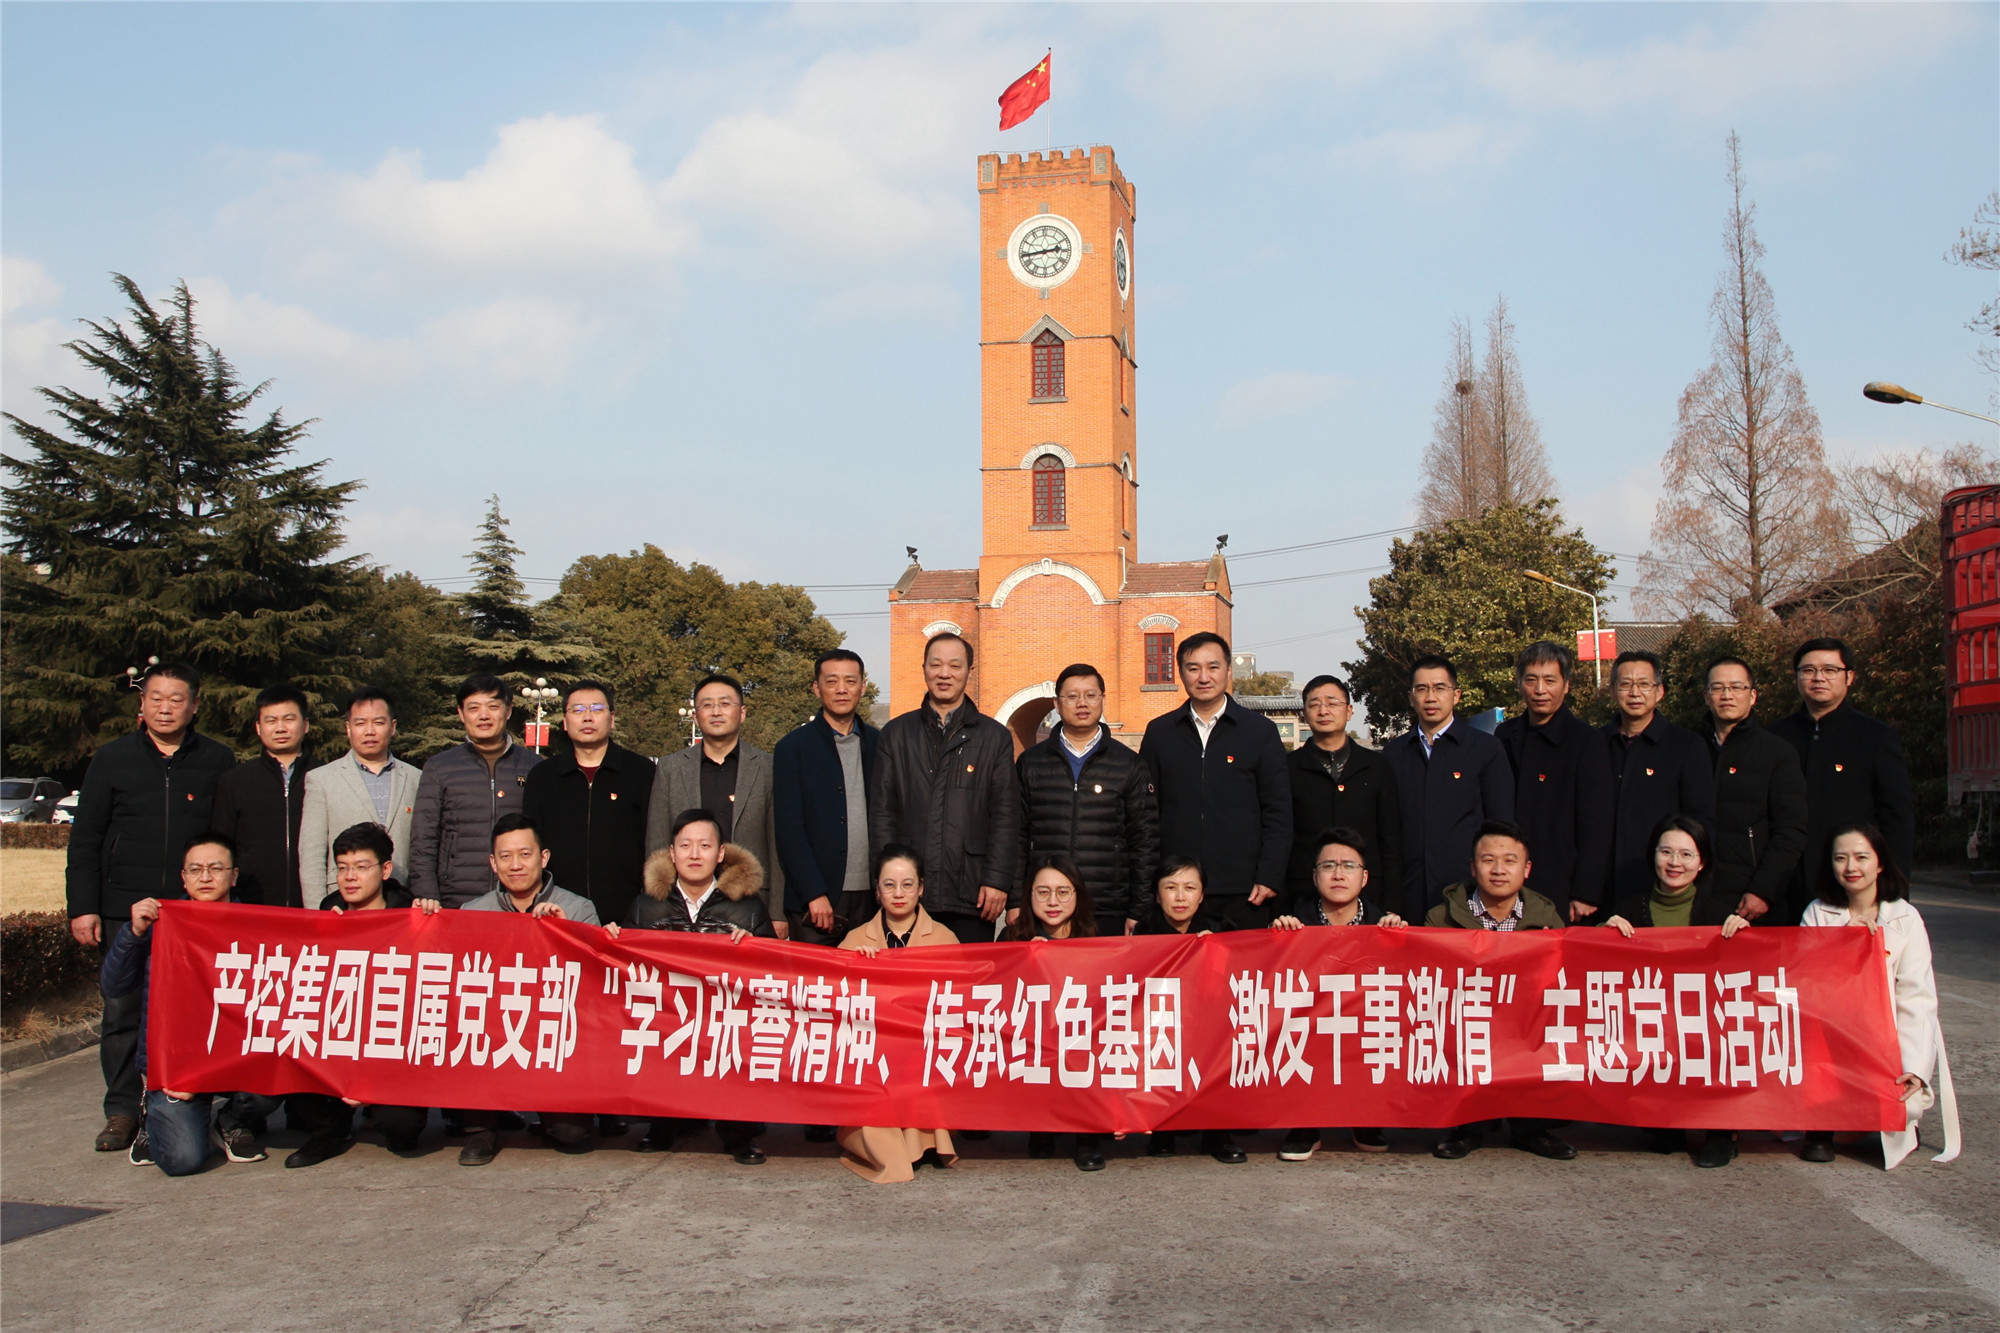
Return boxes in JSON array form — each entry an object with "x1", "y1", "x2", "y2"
[
  {"x1": 184, "y1": 863, "x2": 232, "y2": 880},
  {"x1": 566, "y1": 703, "x2": 608, "y2": 715},
  {"x1": 1315, "y1": 859, "x2": 1364, "y2": 874},
  {"x1": 1655, "y1": 848, "x2": 1701, "y2": 865},
  {"x1": 1057, "y1": 693, "x2": 1101, "y2": 706},
  {"x1": 1031, "y1": 886, "x2": 1077, "y2": 903},
  {"x1": 1706, "y1": 683, "x2": 1753, "y2": 695},
  {"x1": 1410, "y1": 684, "x2": 1455, "y2": 698},
  {"x1": 1797, "y1": 666, "x2": 1849, "y2": 680},
  {"x1": 335, "y1": 860, "x2": 381, "y2": 875}
]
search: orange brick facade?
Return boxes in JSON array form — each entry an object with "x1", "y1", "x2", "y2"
[{"x1": 888, "y1": 145, "x2": 1232, "y2": 751}]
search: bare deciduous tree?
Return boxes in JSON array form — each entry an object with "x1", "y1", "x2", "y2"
[
  {"x1": 1415, "y1": 318, "x2": 1485, "y2": 525},
  {"x1": 1414, "y1": 300, "x2": 1557, "y2": 526},
  {"x1": 1947, "y1": 190, "x2": 1999, "y2": 382},
  {"x1": 1480, "y1": 295, "x2": 1558, "y2": 508},
  {"x1": 1638, "y1": 132, "x2": 1845, "y2": 620},
  {"x1": 1821, "y1": 445, "x2": 2000, "y2": 607}
]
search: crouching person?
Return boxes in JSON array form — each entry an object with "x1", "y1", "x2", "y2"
[
  {"x1": 101, "y1": 832, "x2": 278, "y2": 1175},
  {"x1": 608, "y1": 807, "x2": 775, "y2": 1163},
  {"x1": 1424, "y1": 820, "x2": 1575, "y2": 1162},
  {"x1": 441, "y1": 813, "x2": 599, "y2": 1165}
]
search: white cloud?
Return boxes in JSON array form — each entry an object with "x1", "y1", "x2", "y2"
[
  {"x1": 1, "y1": 256, "x2": 79, "y2": 421},
  {"x1": 1327, "y1": 121, "x2": 1528, "y2": 176},
  {"x1": 1216, "y1": 371, "x2": 1348, "y2": 429},
  {"x1": 418, "y1": 298, "x2": 595, "y2": 388},
  {"x1": 2, "y1": 255, "x2": 62, "y2": 317}
]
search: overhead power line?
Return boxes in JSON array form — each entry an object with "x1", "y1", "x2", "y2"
[
  {"x1": 1233, "y1": 563, "x2": 1389, "y2": 590},
  {"x1": 1227, "y1": 526, "x2": 1417, "y2": 562}
]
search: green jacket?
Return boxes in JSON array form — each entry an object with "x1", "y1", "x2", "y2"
[{"x1": 1424, "y1": 882, "x2": 1566, "y2": 930}]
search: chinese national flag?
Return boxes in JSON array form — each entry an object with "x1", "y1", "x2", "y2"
[{"x1": 998, "y1": 53, "x2": 1050, "y2": 130}]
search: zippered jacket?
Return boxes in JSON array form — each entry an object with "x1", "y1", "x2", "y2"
[
  {"x1": 408, "y1": 739, "x2": 542, "y2": 907},
  {"x1": 212, "y1": 752, "x2": 321, "y2": 908},
  {"x1": 65, "y1": 728, "x2": 237, "y2": 922},
  {"x1": 1016, "y1": 724, "x2": 1159, "y2": 921}
]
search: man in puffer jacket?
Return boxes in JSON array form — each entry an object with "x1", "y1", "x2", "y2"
[
  {"x1": 408, "y1": 675, "x2": 541, "y2": 908},
  {"x1": 1016, "y1": 664, "x2": 1159, "y2": 931}
]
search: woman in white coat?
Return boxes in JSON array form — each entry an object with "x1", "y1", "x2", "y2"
[{"x1": 1800, "y1": 823, "x2": 1960, "y2": 1169}]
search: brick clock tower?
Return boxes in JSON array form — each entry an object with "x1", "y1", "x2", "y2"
[{"x1": 888, "y1": 145, "x2": 1231, "y2": 751}]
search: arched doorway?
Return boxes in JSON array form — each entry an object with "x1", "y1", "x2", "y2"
[{"x1": 996, "y1": 682, "x2": 1058, "y2": 756}]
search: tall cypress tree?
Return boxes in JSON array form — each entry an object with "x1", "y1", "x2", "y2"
[
  {"x1": 439, "y1": 496, "x2": 597, "y2": 711},
  {"x1": 2, "y1": 275, "x2": 361, "y2": 770}
]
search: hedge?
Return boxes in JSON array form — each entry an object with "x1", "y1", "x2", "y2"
[
  {"x1": 2, "y1": 824, "x2": 70, "y2": 850},
  {"x1": 2, "y1": 911, "x2": 98, "y2": 1010}
]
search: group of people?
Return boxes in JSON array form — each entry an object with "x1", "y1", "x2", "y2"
[{"x1": 65, "y1": 628, "x2": 1949, "y2": 1182}]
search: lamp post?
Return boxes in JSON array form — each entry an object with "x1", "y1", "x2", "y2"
[
  {"x1": 678, "y1": 704, "x2": 699, "y2": 747},
  {"x1": 520, "y1": 678, "x2": 561, "y2": 753},
  {"x1": 123, "y1": 655, "x2": 160, "y2": 690},
  {"x1": 1522, "y1": 570, "x2": 1607, "y2": 689},
  {"x1": 1863, "y1": 381, "x2": 2000, "y2": 428}
]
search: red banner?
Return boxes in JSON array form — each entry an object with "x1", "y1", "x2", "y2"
[{"x1": 147, "y1": 903, "x2": 1904, "y2": 1132}]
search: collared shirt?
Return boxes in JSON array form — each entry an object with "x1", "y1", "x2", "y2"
[
  {"x1": 1468, "y1": 889, "x2": 1524, "y2": 931},
  {"x1": 833, "y1": 722, "x2": 868, "y2": 897},
  {"x1": 1418, "y1": 716, "x2": 1454, "y2": 760},
  {"x1": 1190, "y1": 700, "x2": 1225, "y2": 753},
  {"x1": 1313, "y1": 898, "x2": 1367, "y2": 926},
  {"x1": 699, "y1": 744, "x2": 740, "y2": 843},
  {"x1": 1059, "y1": 727, "x2": 1102, "y2": 783},
  {"x1": 883, "y1": 917, "x2": 915, "y2": 949},
  {"x1": 677, "y1": 878, "x2": 718, "y2": 921},
  {"x1": 356, "y1": 754, "x2": 399, "y2": 826},
  {"x1": 1314, "y1": 737, "x2": 1351, "y2": 782},
  {"x1": 924, "y1": 698, "x2": 969, "y2": 772}
]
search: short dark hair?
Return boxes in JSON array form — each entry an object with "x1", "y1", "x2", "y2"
[
  {"x1": 1007, "y1": 853, "x2": 1098, "y2": 940},
  {"x1": 1648, "y1": 813, "x2": 1714, "y2": 893},
  {"x1": 669, "y1": 807, "x2": 724, "y2": 844},
  {"x1": 1471, "y1": 819, "x2": 1531, "y2": 859},
  {"x1": 1611, "y1": 650, "x2": 1664, "y2": 685},
  {"x1": 1705, "y1": 655, "x2": 1755, "y2": 688},
  {"x1": 692, "y1": 674, "x2": 743, "y2": 704},
  {"x1": 1793, "y1": 637, "x2": 1853, "y2": 673},
  {"x1": 332, "y1": 822, "x2": 395, "y2": 864},
  {"x1": 1055, "y1": 662, "x2": 1105, "y2": 695},
  {"x1": 1155, "y1": 855, "x2": 1205, "y2": 892},
  {"x1": 1515, "y1": 640, "x2": 1573, "y2": 684},
  {"x1": 1315, "y1": 826, "x2": 1371, "y2": 862},
  {"x1": 456, "y1": 673, "x2": 512, "y2": 707},
  {"x1": 923, "y1": 631, "x2": 973, "y2": 670},
  {"x1": 815, "y1": 649, "x2": 865, "y2": 679},
  {"x1": 489, "y1": 811, "x2": 540, "y2": 849},
  {"x1": 1818, "y1": 822, "x2": 1907, "y2": 905},
  {"x1": 1409, "y1": 654, "x2": 1457, "y2": 686},
  {"x1": 563, "y1": 679, "x2": 615, "y2": 711},
  {"x1": 1301, "y1": 675, "x2": 1351, "y2": 705},
  {"x1": 182, "y1": 829, "x2": 236, "y2": 863},
  {"x1": 1175, "y1": 631, "x2": 1230, "y2": 669},
  {"x1": 344, "y1": 686, "x2": 396, "y2": 720},
  {"x1": 254, "y1": 684, "x2": 309, "y2": 718},
  {"x1": 872, "y1": 842, "x2": 924, "y2": 884},
  {"x1": 143, "y1": 662, "x2": 201, "y2": 694}
]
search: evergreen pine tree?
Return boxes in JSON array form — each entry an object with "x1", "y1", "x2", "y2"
[{"x1": 438, "y1": 496, "x2": 597, "y2": 710}]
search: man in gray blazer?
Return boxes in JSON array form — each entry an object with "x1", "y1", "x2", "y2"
[
  {"x1": 299, "y1": 688, "x2": 421, "y2": 907},
  {"x1": 645, "y1": 674, "x2": 785, "y2": 936}
]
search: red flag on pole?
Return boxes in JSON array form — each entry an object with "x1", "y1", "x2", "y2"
[{"x1": 998, "y1": 52, "x2": 1051, "y2": 130}]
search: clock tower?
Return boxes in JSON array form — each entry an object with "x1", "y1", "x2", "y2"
[{"x1": 888, "y1": 146, "x2": 1230, "y2": 750}]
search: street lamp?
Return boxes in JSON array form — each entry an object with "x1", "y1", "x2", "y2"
[
  {"x1": 520, "y1": 677, "x2": 561, "y2": 753},
  {"x1": 1522, "y1": 570, "x2": 1607, "y2": 689},
  {"x1": 1862, "y1": 381, "x2": 2000, "y2": 428},
  {"x1": 677, "y1": 704, "x2": 699, "y2": 747},
  {"x1": 123, "y1": 655, "x2": 160, "y2": 690}
]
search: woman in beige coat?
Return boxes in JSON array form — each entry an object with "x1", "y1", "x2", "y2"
[{"x1": 836, "y1": 844, "x2": 960, "y2": 1182}]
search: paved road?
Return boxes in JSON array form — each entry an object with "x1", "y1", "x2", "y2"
[{"x1": 4, "y1": 886, "x2": 1995, "y2": 1332}]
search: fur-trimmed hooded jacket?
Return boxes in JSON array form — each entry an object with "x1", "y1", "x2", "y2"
[{"x1": 625, "y1": 843, "x2": 777, "y2": 936}]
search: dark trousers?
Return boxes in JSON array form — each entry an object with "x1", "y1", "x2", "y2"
[
  {"x1": 1206, "y1": 895, "x2": 1275, "y2": 931},
  {"x1": 786, "y1": 890, "x2": 878, "y2": 945},
  {"x1": 98, "y1": 927, "x2": 143, "y2": 1118},
  {"x1": 931, "y1": 911, "x2": 998, "y2": 944}
]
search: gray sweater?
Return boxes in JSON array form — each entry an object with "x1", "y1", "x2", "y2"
[{"x1": 461, "y1": 874, "x2": 600, "y2": 926}]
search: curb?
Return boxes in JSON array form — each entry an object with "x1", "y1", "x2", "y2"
[{"x1": 1, "y1": 1019, "x2": 101, "y2": 1073}]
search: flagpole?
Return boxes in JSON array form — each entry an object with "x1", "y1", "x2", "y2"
[{"x1": 1046, "y1": 48, "x2": 1052, "y2": 154}]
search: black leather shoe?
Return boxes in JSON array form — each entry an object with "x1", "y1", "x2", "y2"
[
  {"x1": 1801, "y1": 1136, "x2": 1836, "y2": 1163},
  {"x1": 804, "y1": 1124, "x2": 836, "y2": 1143},
  {"x1": 495, "y1": 1111, "x2": 527, "y2": 1131},
  {"x1": 729, "y1": 1142, "x2": 767, "y2": 1166},
  {"x1": 545, "y1": 1120, "x2": 592, "y2": 1152},
  {"x1": 284, "y1": 1135, "x2": 352, "y2": 1169},
  {"x1": 1512, "y1": 1129, "x2": 1577, "y2": 1161},
  {"x1": 1074, "y1": 1147, "x2": 1106, "y2": 1172},
  {"x1": 1433, "y1": 1134, "x2": 1476, "y2": 1160},
  {"x1": 596, "y1": 1116, "x2": 629, "y2": 1138},
  {"x1": 1208, "y1": 1136, "x2": 1247, "y2": 1165},
  {"x1": 1145, "y1": 1134, "x2": 1176, "y2": 1157},
  {"x1": 1643, "y1": 1128, "x2": 1687, "y2": 1155},
  {"x1": 457, "y1": 1131, "x2": 499, "y2": 1166},
  {"x1": 386, "y1": 1134, "x2": 422, "y2": 1155},
  {"x1": 1028, "y1": 1132, "x2": 1056, "y2": 1159},
  {"x1": 1695, "y1": 1134, "x2": 1737, "y2": 1168}
]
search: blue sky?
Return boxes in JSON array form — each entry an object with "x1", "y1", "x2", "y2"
[{"x1": 4, "y1": 2, "x2": 1995, "y2": 686}]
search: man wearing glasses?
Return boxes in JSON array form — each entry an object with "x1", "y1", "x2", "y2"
[
  {"x1": 1703, "y1": 656, "x2": 1807, "y2": 925},
  {"x1": 1382, "y1": 655, "x2": 1514, "y2": 922},
  {"x1": 1769, "y1": 638, "x2": 1915, "y2": 922},
  {"x1": 1600, "y1": 651, "x2": 1715, "y2": 912},
  {"x1": 523, "y1": 680, "x2": 656, "y2": 930}
]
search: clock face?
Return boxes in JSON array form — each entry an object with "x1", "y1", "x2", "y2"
[
  {"x1": 1017, "y1": 224, "x2": 1072, "y2": 280},
  {"x1": 1114, "y1": 230, "x2": 1130, "y2": 299}
]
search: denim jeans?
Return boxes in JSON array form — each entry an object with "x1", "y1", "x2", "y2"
[{"x1": 144, "y1": 1090, "x2": 282, "y2": 1176}]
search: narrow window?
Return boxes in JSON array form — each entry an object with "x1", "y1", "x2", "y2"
[
  {"x1": 1032, "y1": 330, "x2": 1065, "y2": 399},
  {"x1": 1032, "y1": 454, "x2": 1066, "y2": 526},
  {"x1": 1145, "y1": 632, "x2": 1175, "y2": 685}
]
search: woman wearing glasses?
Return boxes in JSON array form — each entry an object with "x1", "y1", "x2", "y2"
[{"x1": 1005, "y1": 856, "x2": 1109, "y2": 1170}]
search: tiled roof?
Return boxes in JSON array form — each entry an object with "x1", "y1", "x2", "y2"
[
  {"x1": 1606, "y1": 621, "x2": 1680, "y2": 654},
  {"x1": 1122, "y1": 561, "x2": 1214, "y2": 595},
  {"x1": 898, "y1": 569, "x2": 978, "y2": 602}
]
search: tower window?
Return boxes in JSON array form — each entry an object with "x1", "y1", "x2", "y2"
[
  {"x1": 1032, "y1": 330, "x2": 1065, "y2": 400},
  {"x1": 1144, "y1": 632, "x2": 1175, "y2": 685},
  {"x1": 1032, "y1": 454, "x2": 1066, "y2": 526}
]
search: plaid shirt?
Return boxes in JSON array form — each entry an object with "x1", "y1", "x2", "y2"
[{"x1": 1467, "y1": 889, "x2": 1524, "y2": 931}]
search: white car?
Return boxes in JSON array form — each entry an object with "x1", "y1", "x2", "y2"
[{"x1": 51, "y1": 791, "x2": 79, "y2": 825}]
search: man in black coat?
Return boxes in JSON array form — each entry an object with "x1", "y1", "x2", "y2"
[
  {"x1": 1284, "y1": 674, "x2": 1401, "y2": 915},
  {"x1": 1601, "y1": 651, "x2": 1716, "y2": 907},
  {"x1": 1019, "y1": 663, "x2": 1160, "y2": 930},
  {"x1": 211, "y1": 683, "x2": 319, "y2": 908},
  {"x1": 1769, "y1": 637, "x2": 1916, "y2": 921},
  {"x1": 868, "y1": 632, "x2": 1021, "y2": 943},
  {"x1": 64, "y1": 663, "x2": 236, "y2": 1153},
  {"x1": 1494, "y1": 642, "x2": 1613, "y2": 922},
  {"x1": 1382, "y1": 655, "x2": 1515, "y2": 921},
  {"x1": 773, "y1": 650, "x2": 880, "y2": 944},
  {"x1": 1702, "y1": 655, "x2": 1808, "y2": 924},
  {"x1": 1140, "y1": 632, "x2": 1292, "y2": 930},
  {"x1": 522, "y1": 680, "x2": 655, "y2": 929}
]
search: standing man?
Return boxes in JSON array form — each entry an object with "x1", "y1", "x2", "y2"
[
  {"x1": 1018, "y1": 663, "x2": 1160, "y2": 932},
  {"x1": 774, "y1": 650, "x2": 880, "y2": 945},
  {"x1": 1704, "y1": 655, "x2": 1809, "y2": 925},
  {"x1": 646, "y1": 674, "x2": 784, "y2": 936},
  {"x1": 1494, "y1": 642, "x2": 1613, "y2": 922},
  {"x1": 523, "y1": 679, "x2": 654, "y2": 930},
  {"x1": 1139, "y1": 632, "x2": 1290, "y2": 931},
  {"x1": 1600, "y1": 651, "x2": 1716, "y2": 909},
  {"x1": 408, "y1": 675, "x2": 541, "y2": 909},
  {"x1": 1284, "y1": 675, "x2": 1402, "y2": 917},
  {"x1": 66, "y1": 662, "x2": 235, "y2": 1153},
  {"x1": 870, "y1": 632, "x2": 1021, "y2": 943},
  {"x1": 1382, "y1": 655, "x2": 1515, "y2": 922},
  {"x1": 299, "y1": 688, "x2": 419, "y2": 907},
  {"x1": 1769, "y1": 637, "x2": 1916, "y2": 921},
  {"x1": 211, "y1": 684, "x2": 320, "y2": 908}
]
